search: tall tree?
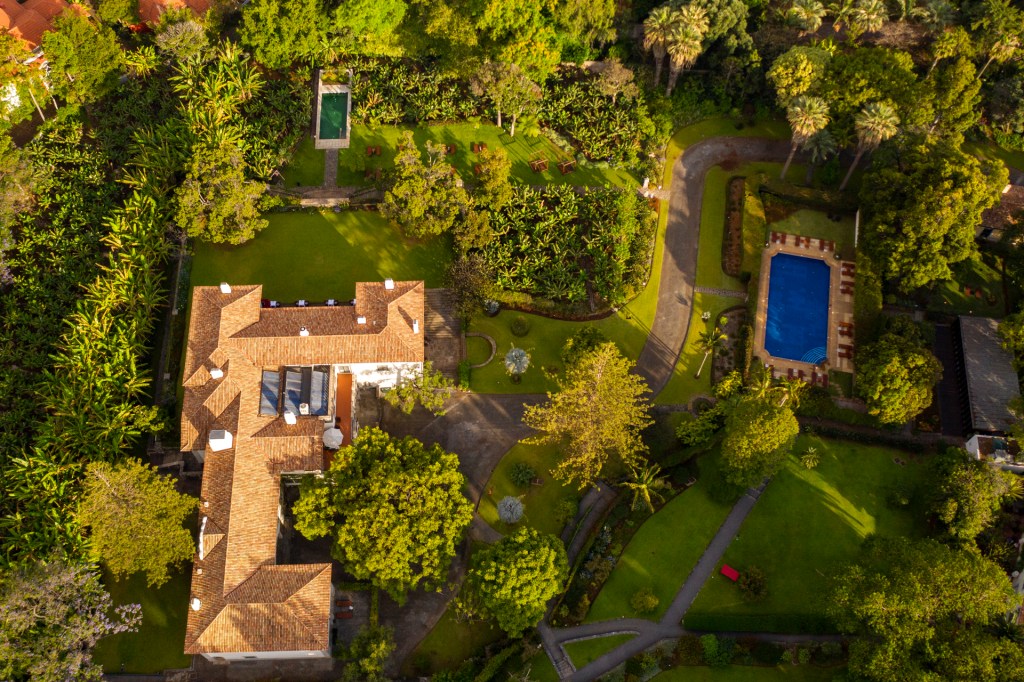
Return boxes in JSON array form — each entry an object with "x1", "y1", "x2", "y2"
[
  {"x1": 293, "y1": 428, "x2": 472, "y2": 602},
  {"x1": 42, "y1": 11, "x2": 123, "y2": 104},
  {"x1": 930, "y1": 449, "x2": 1023, "y2": 546},
  {"x1": 926, "y1": 57, "x2": 982, "y2": 136},
  {"x1": 595, "y1": 58, "x2": 639, "y2": 104},
  {"x1": 721, "y1": 394, "x2": 799, "y2": 488},
  {"x1": 381, "y1": 132, "x2": 470, "y2": 238},
  {"x1": 473, "y1": 146, "x2": 513, "y2": 210},
  {"x1": 643, "y1": 5, "x2": 676, "y2": 85},
  {"x1": 381, "y1": 361, "x2": 455, "y2": 415},
  {"x1": 802, "y1": 128, "x2": 837, "y2": 182},
  {"x1": 523, "y1": 342, "x2": 653, "y2": 489},
  {"x1": 855, "y1": 317, "x2": 941, "y2": 424},
  {"x1": 0, "y1": 560, "x2": 142, "y2": 682},
  {"x1": 788, "y1": 0, "x2": 828, "y2": 32},
  {"x1": 851, "y1": 0, "x2": 888, "y2": 36},
  {"x1": 173, "y1": 138, "x2": 269, "y2": 244},
  {"x1": 619, "y1": 462, "x2": 671, "y2": 512},
  {"x1": 552, "y1": 0, "x2": 617, "y2": 49},
  {"x1": 695, "y1": 318, "x2": 727, "y2": 379},
  {"x1": 839, "y1": 101, "x2": 899, "y2": 191},
  {"x1": 458, "y1": 528, "x2": 568, "y2": 636},
  {"x1": 97, "y1": 0, "x2": 138, "y2": 24},
  {"x1": 469, "y1": 62, "x2": 541, "y2": 137},
  {"x1": 78, "y1": 459, "x2": 197, "y2": 588},
  {"x1": 767, "y1": 45, "x2": 831, "y2": 107},
  {"x1": 973, "y1": 0, "x2": 1024, "y2": 78},
  {"x1": 781, "y1": 95, "x2": 830, "y2": 179},
  {"x1": 928, "y1": 26, "x2": 972, "y2": 75},
  {"x1": 830, "y1": 536, "x2": 1023, "y2": 682},
  {"x1": 239, "y1": 0, "x2": 327, "y2": 69},
  {"x1": 860, "y1": 138, "x2": 1006, "y2": 289},
  {"x1": 339, "y1": 624, "x2": 394, "y2": 682},
  {"x1": 666, "y1": 11, "x2": 707, "y2": 96}
]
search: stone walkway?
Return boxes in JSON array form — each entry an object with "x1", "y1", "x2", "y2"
[
  {"x1": 540, "y1": 480, "x2": 770, "y2": 680},
  {"x1": 633, "y1": 137, "x2": 793, "y2": 396},
  {"x1": 694, "y1": 286, "x2": 748, "y2": 300}
]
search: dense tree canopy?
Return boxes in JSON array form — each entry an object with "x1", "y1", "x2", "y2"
[
  {"x1": 861, "y1": 138, "x2": 1006, "y2": 290},
  {"x1": 720, "y1": 394, "x2": 799, "y2": 488},
  {"x1": 240, "y1": 0, "x2": 326, "y2": 69},
  {"x1": 78, "y1": 460, "x2": 197, "y2": 587},
  {"x1": 855, "y1": 317, "x2": 942, "y2": 424},
  {"x1": 0, "y1": 560, "x2": 141, "y2": 681},
  {"x1": 830, "y1": 536, "x2": 1024, "y2": 682},
  {"x1": 293, "y1": 428, "x2": 472, "y2": 602},
  {"x1": 930, "y1": 449, "x2": 1022, "y2": 546},
  {"x1": 459, "y1": 528, "x2": 568, "y2": 636},
  {"x1": 381, "y1": 131, "x2": 471, "y2": 238},
  {"x1": 41, "y1": 12, "x2": 123, "y2": 104}
]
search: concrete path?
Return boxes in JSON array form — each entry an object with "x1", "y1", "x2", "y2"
[
  {"x1": 542, "y1": 481, "x2": 769, "y2": 680},
  {"x1": 634, "y1": 137, "x2": 792, "y2": 396}
]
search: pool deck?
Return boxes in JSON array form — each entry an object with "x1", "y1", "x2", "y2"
[{"x1": 753, "y1": 232, "x2": 855, "y2": 384}]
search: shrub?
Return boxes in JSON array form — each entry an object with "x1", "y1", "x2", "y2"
[
  {"x1": 510, "y1": 316, "x2": 531, "y2": 337},
  {"x1": 555, "y1": 499, "x2": 579, "y2": 525},
  {"x1": 630, "y1": 588, "x2": 660, "y2": 614},
  {"x1": 817, "y1": 641, "x2": 843, "y2": 662},
  {"x1": 497, "y1": 496, "x2": 524, "y2": 524},
  {"x1": 572, "y1": 594, "x2": 591, "y2": 621},
  {"x1": 700, "y1": 634, "x2": 734, "y2": 667},
  {"x1": 562, "y1": 326, "x2": 608, "y2": 367},
  {"x1": 675, "y1": 635, "x2": 704, "y2": 665},
  {"x1": 798, "y1": 647, "x2": 811, "y2": 665},
  {"x1": 509, "y1": 462, "x2": 536, "y2": 488},
  {"x1": 738, "y1": 566, "x2": 768, "y2": 603},
  {"x1": 800, "y1": 446, "x2": 820, "y2": 469},
  {"x1": 457, "y1": 360, "x2": 471, "y2": 389}
]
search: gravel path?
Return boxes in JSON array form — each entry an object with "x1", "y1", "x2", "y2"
[{"x1": 634, "y1": 137, "x2": 792, "y2": 396}]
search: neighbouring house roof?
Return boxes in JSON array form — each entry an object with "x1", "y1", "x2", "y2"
[
  {"x1": 959, "y1": 316, "x2": 1021, "y2": 435},
  {"x1": 137, "y1": 0, "x2": 210, "y2": 24},
  {"x1": 181, "y1": 281, "x2": 424, "y2": 655},
  {"x1": 0, "y1": 0, "x2": 68, "y2": 49}
]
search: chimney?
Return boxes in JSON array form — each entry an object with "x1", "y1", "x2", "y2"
[
  {"x1": 299, "y1": 402, "x2": 310, "y2": 416},
  {"x1": 299, "y1": 326, "x2": 310, "y2": 337},
  {"x1": 283, "y1": 411, "x2": 297, "y2": 425},
  {"x1": 209, "y1": 368, "x2": 224, "y2": 380},
  {"x1": 208, "y1": 430, "x2": 233, "y2": 452},
  {"x1": 191, "y1": 597, "x2": 202, "y2": 611},
  {"x1": 413, "y1": 319, "x2": 420, "y2": 334},
  {"x1": 357, "y1": 316, "x2": 366, "y2": 325},
  {"x1": 219, "y1": 283, "x2": 231, "y2": 294},
  {"x1": 384, "y1": 278, "x2": 395, "y2": 290}
]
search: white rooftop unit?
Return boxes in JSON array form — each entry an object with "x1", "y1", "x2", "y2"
[
  {"x1": 299, "y1": 326, "x2": 310, "y2": 337},
  {"x1": 208, "y1": 430, "x2": 233, "y2": 452},
  {"x1": 283, "y1": 411, "x2": 297, "y2": 425},
  {"x1": 299, "y1": 402, "x2": 310, "y2": 416},
  {"x1": 413, "y1": 319, "x2": 420, "y2": 334},
  {"x1": 357, "y1": 316, "x2": 366, "y2": 325},
  {"x1": 219, "y1": 283, "x2": 232, "y2": 294},
  {"x1": 209, "y1": 368, "x2": 224, "y2": 380},
  {"x1": 384, "y1": 278, "x2": 395, "y2": 290}
]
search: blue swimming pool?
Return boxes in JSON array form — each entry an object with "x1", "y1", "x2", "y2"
[{"x1": 765, "y1": 253, "x2": 830, "y2": 363}]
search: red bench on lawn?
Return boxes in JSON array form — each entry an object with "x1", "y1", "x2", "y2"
[{"x1": 720, "y1": 564, "x2": 740, "y2": 582}]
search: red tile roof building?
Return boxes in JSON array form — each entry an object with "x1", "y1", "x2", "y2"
[
  {"x1": 181, "y1": 281, "x2": 424, "y2": 659},
  {"x1": 0, "y1": 0, "x2": 70, "y2": 50}
]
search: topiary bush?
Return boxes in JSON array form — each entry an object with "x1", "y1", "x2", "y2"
[
  {"x1": 497, "y1": 496, "x2": 524, "y2": 524},
  {"x1": 509, "y1": 462, "x2": 536, "y2": 488},
  {"x1": 510, "y1": 315, "x2": 531, "y2": 337},
  {"x1": 700, "y1": 634, "x2": 735, "y2": 668}
]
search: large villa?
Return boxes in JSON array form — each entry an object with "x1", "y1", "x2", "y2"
[{"x1": 180, "y1": 280, "x2": 424, "y2": 660}]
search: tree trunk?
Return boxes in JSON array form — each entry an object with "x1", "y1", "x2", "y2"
[
  {"x1": 781, "y1": 142, "x2": 798, "y2": 180},
  {"x1": 666, "y1": 66, "x2": 678, "y2": 96},
  {"x1": 839, "y1": 147, "x2": 865, "y2": 191},
  {"x1": 496, "y1": 107, "x2": 502, "y2": 129},
  {"x1": 978, "y1": 55, "x2": 996, "y2": 78},
  {"x1": 695, "y1": 350, "x2": 710, "y2": 379},
  {"x1": 805, "y1": 162, "x2": 815, "y2": 184},
  {"x1": 927, "y1": 56, "x2": 940, "y2": 76},
  {"x1": 510, "y1": 114, "x2": 517, "y2": 138},
  {"x1": 653, "y1": 54, "x2": 664, "y2": 85},
  {"x1": 26, "y1": 84, "x2": 45, "y2": 122}
]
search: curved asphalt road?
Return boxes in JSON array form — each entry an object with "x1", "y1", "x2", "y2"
[
  {"x1": 634, "y1": 136, "x2": 793, "y2": 395},
  {"x1": 542, "y1": 137, "x2": 804, "y2": 680}
]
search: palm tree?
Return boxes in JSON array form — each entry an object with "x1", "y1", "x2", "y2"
[
  {"x1": 827, "y1": 0, "x2": 856, "y2": 32},
  {"x1": 619, "y1": 463, "x2": 671, "y2": 513},
  {"x1": 802, "y1": 128, "x2": 837, "y2": 183},
  {"x1": 801, "y1": 446, "x2": 820, "y2": 469},
  {"x1": 674, "y1": 3, "x2": 710, "y2": 34},
  {"x1": 781, "y1": 95, "x2": 830, "y2": 179},
  {"x1": 694, "y1": 323, "x2": 727, "y2": 379},
  {"x1": 852, "y1": 0, "x2": 888, "y2": 35},
  {"x1": 777, "y1": 377, "x2": 806, "y2": 407},
  {"x1": 643, "y1": 6, "x2": 676, "y2": 85},
  {"x1": 892, "y1": 0, "x2": 926, "y2": 22},
  {"x1": 789, "y1": 0, "x2": 828, "y2": 32},
  {"x1": 504, "y1": 345, "x2": 531, "y2": 383},
  {"x1": 666, "y1": 24, "x2": 704, "y2": 96},
  {"x1": 839, "y1": 101, "x2": 900, "y2": 191}
]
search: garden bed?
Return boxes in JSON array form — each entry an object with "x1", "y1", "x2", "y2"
[{"x1": 722, "y1": 177, "x2": 746, "y2": 277}]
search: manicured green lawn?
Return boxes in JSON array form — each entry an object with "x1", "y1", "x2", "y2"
[
  {"x1": 466, "y1": 334, "x2": 493, "y2": 366},
  {"x1": 685, "y1": 436, "x2": 924, "y2": 633},
  {"x1": 741, "y1": 176, "x2": 768, "y2": 276},
  {"x1": 654, "y1": 665, "x2": 845, "y2": 681},
  {"x1": 564, "y1": 634, "x2": 635, "y2": 668},
  {"x1": 927, "y1": 254, "x2": 1006, "y2": 318},
  {"x1": 526, "y1": 652, "x2": 562, "y2": 682},
  {"x1": 279, "y1": 136, "x2": 325, "y2": 187},
  {"x1": 94, "y1": 567, "x2": 192, "y2": 673},
  {"x1": 768, "y1": 209, "x2": 856, "y2": 260},
  {"x1": 402, "y1": 605, "x2": 503, "y2": 676},
  {"x1": 966, "y1": 141, "x2": 1024, "y2": 175},
  {"x1": 339, "y1": 123, "x2": 637, "y2": 188},
  {"x1": 586, "y1": 454, "x2": 733, "y2": 623},
  {"x1": 478, "y1": 442, "x2": 578, "y2": 536},
  {"x1": 191, "y1": 210, "x2": 452, "y2": 301}
]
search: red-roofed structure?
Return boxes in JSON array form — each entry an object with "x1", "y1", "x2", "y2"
[
  {"x1": 0, "y1": 0, "x2": 69, "y2": 50},
  {"x1": 720, "y1": 564, "x2": 740, "y2": 582}
]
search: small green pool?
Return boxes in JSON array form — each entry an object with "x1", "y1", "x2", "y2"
[{"x1": 319, "y1": 92, "x2": 348, "y2": 140}]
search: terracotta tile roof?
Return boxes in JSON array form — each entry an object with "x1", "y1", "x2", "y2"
[
  {"x1": 0, "y1": 0, "x2": 67, "y2": 49},
  {"x1": 181, "y1": 281, "x2": 424, "y2": 655},
  {"x1": 137, "y1": 0, "x2": 210, "y2": 24}
]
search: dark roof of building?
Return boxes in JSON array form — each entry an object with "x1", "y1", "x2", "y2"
[{"x1": 959, "y1": 316, "x2": 1021, "y2": 434}]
